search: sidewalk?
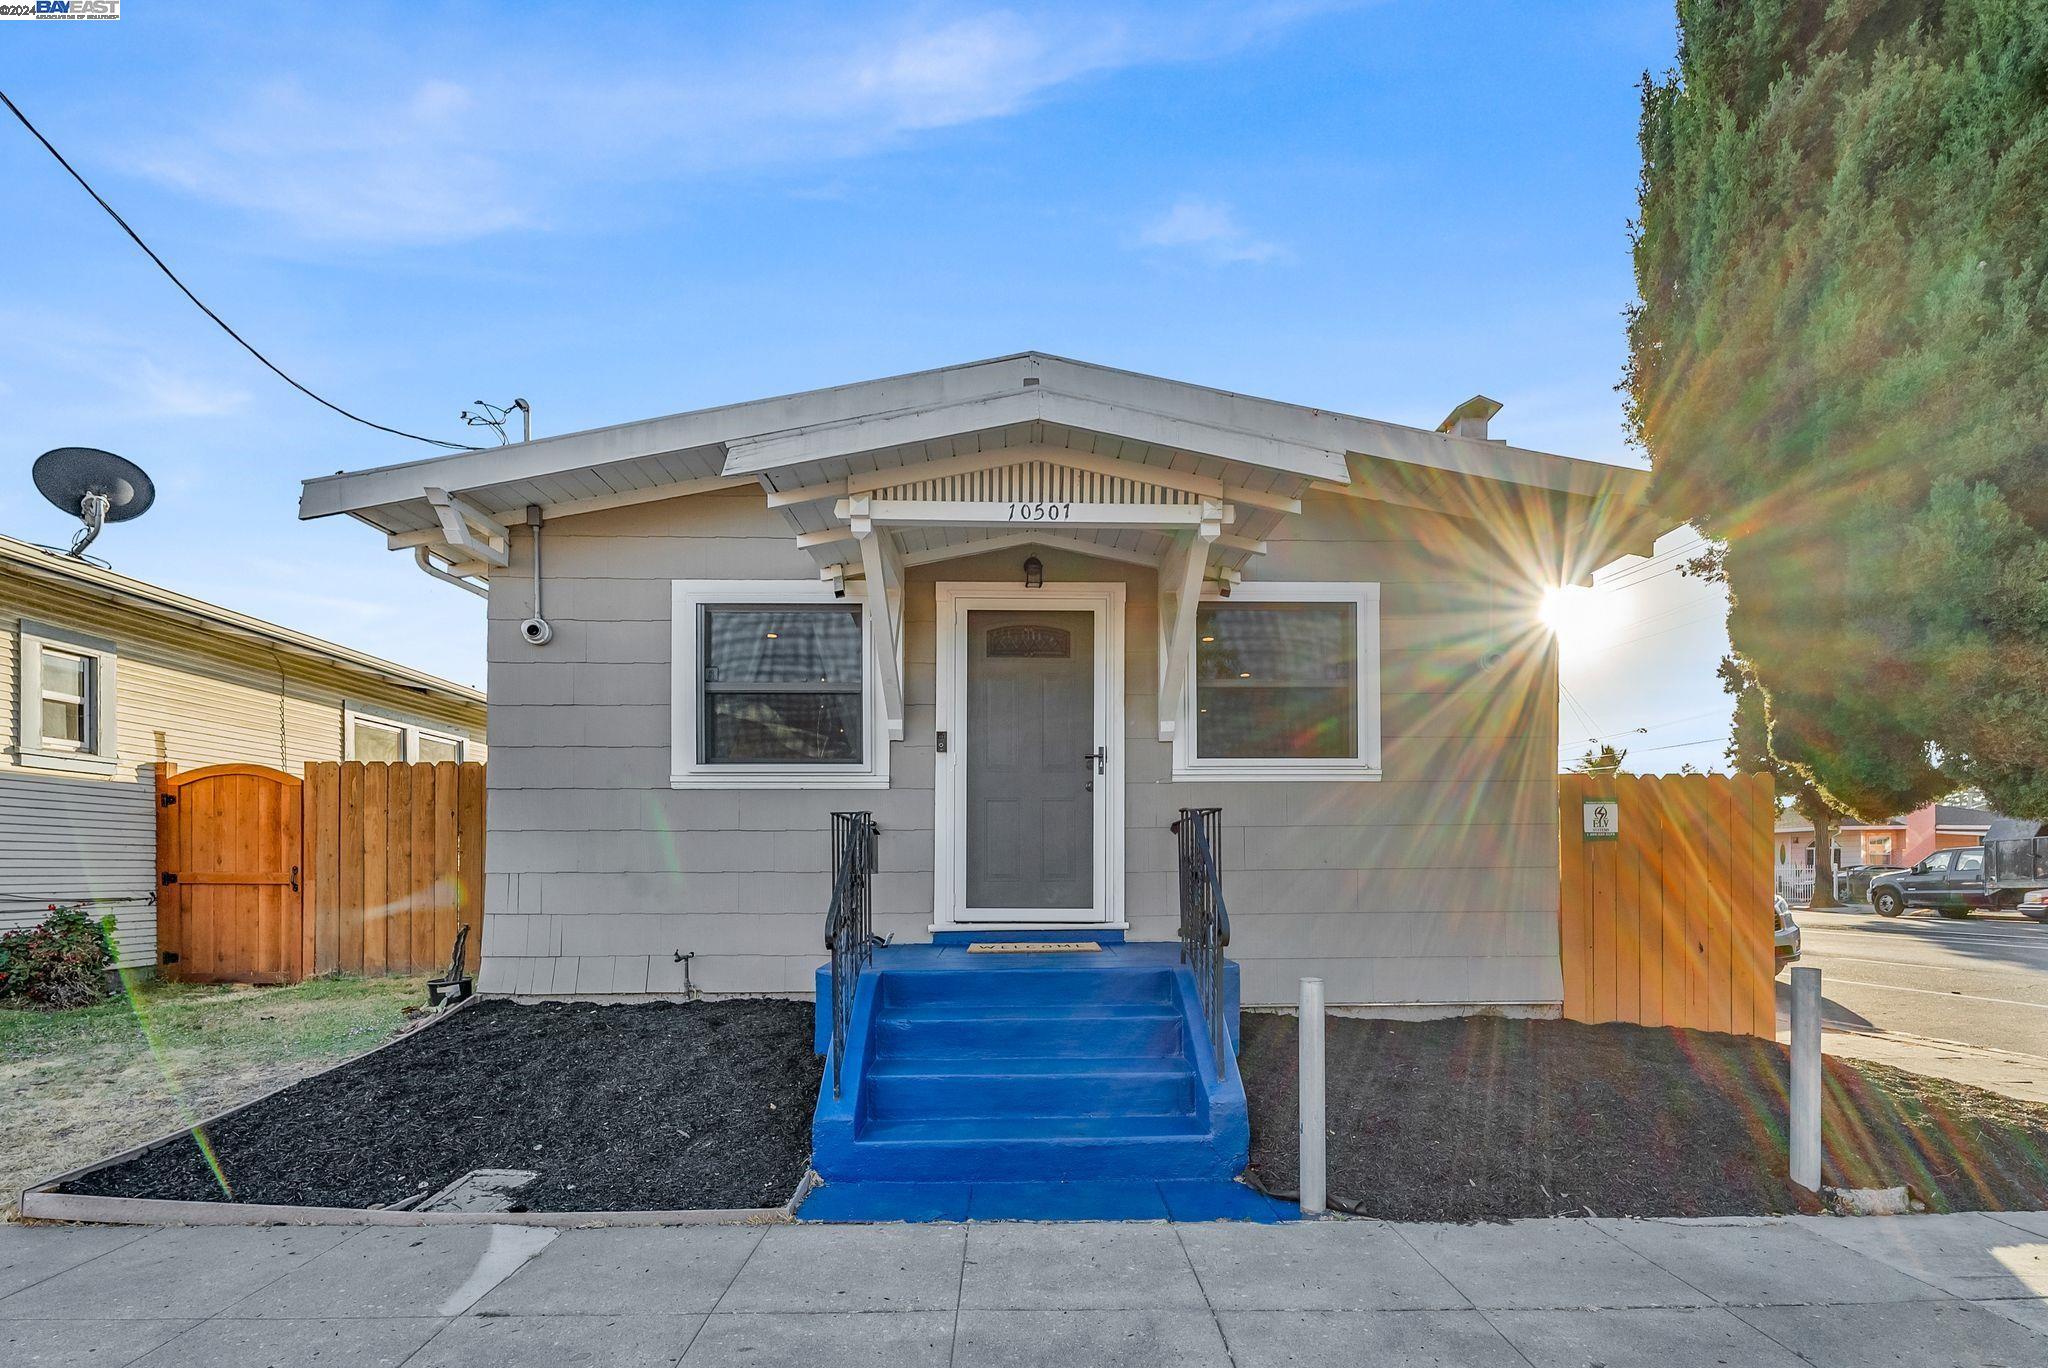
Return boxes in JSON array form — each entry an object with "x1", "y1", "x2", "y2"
[
  {"x1": 5, "y1": 1211, "x2": 2046, "y2": 1366},
  {"x1": 1794, "y1": 1026, "x2": 2048, "y2": 1105}
]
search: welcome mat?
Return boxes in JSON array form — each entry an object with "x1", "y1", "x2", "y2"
[{"x1": 965, "y1": 941, "x2": 1103, "y2": 954}]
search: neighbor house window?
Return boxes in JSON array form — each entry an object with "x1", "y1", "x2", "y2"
[
  {"x1": 1173, "y1": 582, "x2": 1380, "y2": 782},
  {"x1": 415, "y1": 730, "x2": 464, "y2": 764},
  {"x1": 13, "y1": 620, "x2": 117, "y2": 775},
  {"x1": 344, "y1": 707, "x2": 467, "y2": 763},
  {"x1": 40, "y1": 650, "x2": 93, "y2": 752},
  {"x1": 671, "y1": 580, "x2": 888, "y2": 789}
]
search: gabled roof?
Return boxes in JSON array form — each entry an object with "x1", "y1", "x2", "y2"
[
  {"x1": 0, "y1": 533, "x2": 484, "y2": 703},
  {"x1": 302, "y1": 351, "x2": 1650, "y2": 529}
]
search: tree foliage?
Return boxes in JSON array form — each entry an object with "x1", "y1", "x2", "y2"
[{"x1": 1626, "y1": 0, "x2": 2048, "y2": 819}]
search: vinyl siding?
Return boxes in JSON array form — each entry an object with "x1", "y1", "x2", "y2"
[
  {"x1": 478, "y1": 486, "x2": 1561, "y2": 1008},
  {"x1": 1, "y1": 567, "x2": 487, "y2": 967}
]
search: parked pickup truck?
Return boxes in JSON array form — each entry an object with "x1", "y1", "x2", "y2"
[{"x1": 1869, "y1": 819, "x2": 2048, "y2": 919}]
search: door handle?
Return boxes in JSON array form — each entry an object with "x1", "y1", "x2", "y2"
[
  {"x1": 290, "y1": 865, "x2": 301, "y2": 894},
  {"x1": 1082, "y1": 746, "x2": 1106, "y2": 775}
]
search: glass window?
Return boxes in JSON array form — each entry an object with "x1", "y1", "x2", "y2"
[
  {"x1": 1955, "y1": 849, "x2": 1984, "y2": 875},
  {"x1": 39, "y1": 649, "x2": 92, "y2": 751},
  {"x1": 416, "y1": 732, "x2": 463, "y2": 763},
  {"x1": 1193, "y1": 601, "x2": 1357, "y2": 759},
  {"x1": 700, "y1": 604, "x2": 864, "y2": 764},
  {"x1": 351, "y1": 717, "x2": 405, "y2": 762}
]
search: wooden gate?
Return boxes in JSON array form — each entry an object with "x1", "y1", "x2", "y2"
[
  {"x1": 301, "y1": 761, "x2": 486, "y2": 977},
  {"x1": 156, "y1": 764, "x2": 305, "y2": 983},
  {"x1": 1559, "y1": 771, "x2": 1776, "y2": 1037}
]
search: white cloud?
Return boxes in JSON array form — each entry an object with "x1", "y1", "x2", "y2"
[
  {"x1": 1137, "y1": 197, "x2": 1287, "y2": 264},
  {"x1": 118, "y1": 4, "x2": 1348, "y2": 246},
  {"x1": 133, "y1": 360, "x2": 252, "y2": 418}
]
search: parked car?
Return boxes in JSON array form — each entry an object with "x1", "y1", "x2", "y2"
[
  {"x1": 1841, "y1": 864, "x2": 1904, "y2": 904},
  {"x1": 1868, "y1": 848, "x2": 1992, "y2": 918},
  {"x1": 2021, "y1": 886, "x2": 2048, "y2": 923},
  {"x1": 1774, "y1": 896, "x2": 1801, "y2": 963}
]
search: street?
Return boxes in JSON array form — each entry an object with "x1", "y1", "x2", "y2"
[{"x1": 1779, "y1": 908, "x2": 2048, "y2": 1060}]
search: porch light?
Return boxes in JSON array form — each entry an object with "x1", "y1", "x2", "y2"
[{"x1": 1023, "y1": 555, "x2": 1043, "y2": 589}]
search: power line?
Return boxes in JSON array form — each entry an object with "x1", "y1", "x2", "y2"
[{"x1": 0, "y1": 87, "x2": 478, "y2": 452}]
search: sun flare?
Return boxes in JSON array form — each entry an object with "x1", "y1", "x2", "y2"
[{"x1": 1540, "y1": 585, "x2": 1613, "y2": 654}]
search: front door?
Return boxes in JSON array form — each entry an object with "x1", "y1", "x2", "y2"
[
  {"x1": 935, "y1": 583, "x2": 1124, "y2": 927},
  {"x1": 965, "y1": 609, "x2": 1096, "y2": 912}
]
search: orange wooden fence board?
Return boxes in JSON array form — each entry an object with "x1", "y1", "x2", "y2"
[
  {"x1": 300, "y1": 761, "x2": 487, "y2": 978},
  {"x1": 1559, "y1": 771, "x2": 1775, "y2": 1037}
]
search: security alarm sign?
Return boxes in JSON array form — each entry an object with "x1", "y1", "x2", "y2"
[{"x1": 1582, "y1": 798, "x2": 1619, "y2": 841}]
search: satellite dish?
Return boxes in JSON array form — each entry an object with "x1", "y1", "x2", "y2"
[{"x1": 32, "y1": 447, "x2": 156, "y2": 560}]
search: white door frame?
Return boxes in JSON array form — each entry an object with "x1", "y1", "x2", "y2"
[{"x1": 933, "y1": 582, "x2": 1126, "y2": 930}]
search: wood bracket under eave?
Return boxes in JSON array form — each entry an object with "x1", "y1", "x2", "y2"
[
  {"x1": 422, "y1": 487, "x2": 510, "y2": 568},
  {"x1": 849, "y1": 495, "x2": 906, "y2": 742},
  {"x1": 1155, "y1": 500, "x2": 1225, "y2": 743}
]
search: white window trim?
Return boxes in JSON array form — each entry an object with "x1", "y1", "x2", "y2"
[
  {"x1": 343, "y1": 704, "x2": 468, "y2": 762},
  {"x1": 670, "y1": 579, "x2": 891, "y2": 790},
  {"x1": 1171, "y1": 580, "x2": 1381, "y2": 783},
  {"x1": 14, "y1": 619, "x2": 118, "y2": 776}
]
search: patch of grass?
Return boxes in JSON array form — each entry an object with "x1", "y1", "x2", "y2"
[{"x1": 1, "y1": 975, "x2": 424, "y2": 1212}]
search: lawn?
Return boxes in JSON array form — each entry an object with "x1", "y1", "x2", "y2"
[{"x1": 1, "y1": 975, "x2": 424, "y2": 1211}]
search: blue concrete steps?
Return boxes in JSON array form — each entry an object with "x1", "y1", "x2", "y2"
[
  {"x1": 811, "y1": 939, "x2": 1247, "y2": 1186},
  {"x1": 872, "y1": 1006, "x2": 1187, "y2": 1058}
]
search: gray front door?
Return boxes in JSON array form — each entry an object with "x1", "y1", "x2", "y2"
[{"x1": 965, "y1": 609, "x2": 1096, "y2": 911}]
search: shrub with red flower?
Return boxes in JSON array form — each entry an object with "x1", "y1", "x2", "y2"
[{"x1": 0, "y1": 906, "x2": 119, "y2": 1010}]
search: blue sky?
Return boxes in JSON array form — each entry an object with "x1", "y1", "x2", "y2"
[{"x1": 0, "y1": 0, "x2": 1732, "y2": 771}]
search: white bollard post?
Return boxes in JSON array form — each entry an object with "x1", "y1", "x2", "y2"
[
  {"x1": 1298, "y1": 977, "x2": 1326, "y2": 1215},
  {"x1": 1789, "y1": 965, "x2": 1822, "y2": 1191}
]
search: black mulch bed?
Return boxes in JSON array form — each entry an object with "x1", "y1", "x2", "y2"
[
  {"x1": 63, "y1": 1000, "x2": 822, "y2": 1212},
  {"x1": 1241, "y1": 1014, "x2": 2048, "y2": 1222}
]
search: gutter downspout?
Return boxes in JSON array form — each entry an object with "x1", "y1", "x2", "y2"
[{"x1": 414, "y1": 545, "x2": 489, "y2": 599}]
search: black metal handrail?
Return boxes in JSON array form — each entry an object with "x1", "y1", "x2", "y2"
[
  {"x1": 824, "y1": 811, "x2": 878, "y2": 1099},
  {"x1": 1173, "y1": 807, "x2": 1231, "y2": 1080}
]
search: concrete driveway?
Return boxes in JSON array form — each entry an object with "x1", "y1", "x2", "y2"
[{"x1": 5, "y1": 1212, "x2": 2047, "y2": 1366}]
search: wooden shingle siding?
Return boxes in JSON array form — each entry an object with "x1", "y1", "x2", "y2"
[
  {"x1": 2, "y1": 566, "x2": 485, "y2": 969},
  {"x1": 479, "y1": 488, "x2": 1564, "y2": 1008}
]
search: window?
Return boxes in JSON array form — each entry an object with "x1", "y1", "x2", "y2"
[
  {"x1": 350, "y1": 715, "x2": 406, "y2": 761},
  {"x1": 13, "y1": 620, "x2": 117, "y2": 775},
  {"x1": 702, "y1": 604, "x2": 864, "y2": 763},
  {"x1": 1173, "y1": 582, "x2": 1380, "y2": 781},
  {"x1": 415, "y1": 731, "x2": 464, "y2": 764},
  {"x1": 344, "y1": 706, "x2": 467, "y2": 762},
  {"x1": 40, "y1": 650, "x2": 93, "y2": 752},
  {"x1": 1955, "y1": 849, "x2": 1984, "y2": 876},
  {"x1": 671, "y1": 580, "x2": 888, "y2": 789}
]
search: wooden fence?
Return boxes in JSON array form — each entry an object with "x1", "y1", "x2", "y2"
[
  {"x1": 302, "y1": 761, "x2": 487, "y2": 977},
  {"x1": 1559, "y1": 771, "x2": 1776, "y2": 1037}
]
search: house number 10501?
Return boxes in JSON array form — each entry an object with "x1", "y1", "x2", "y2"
[{"x1": 1006, "y1": 501, "x2": 1073, "y2": 522}]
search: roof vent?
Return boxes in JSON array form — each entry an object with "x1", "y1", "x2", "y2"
[{"x1": 1436, "y1": 395, "x2": 1503, "y2": 442}]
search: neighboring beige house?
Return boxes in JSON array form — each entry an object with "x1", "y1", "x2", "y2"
[
  {"x1": 1, "y1": 533, "x2": 486, "y2": 969},
  {"x1": 302, "y1": 354, "x2": 1655, "y2": 1011}
]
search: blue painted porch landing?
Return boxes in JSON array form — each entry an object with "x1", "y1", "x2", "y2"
[{"x1": 810, "y1": 939, "x2": 1249, "y2": 1209}]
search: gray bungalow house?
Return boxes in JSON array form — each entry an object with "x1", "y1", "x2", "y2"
[{"x1": 300, "y1": 355, "x2": 1653, "y2": 1015}]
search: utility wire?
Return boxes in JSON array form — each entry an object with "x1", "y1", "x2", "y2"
[{"x1": 0, "y1": 87, "x2": 478, "y2": 452}]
